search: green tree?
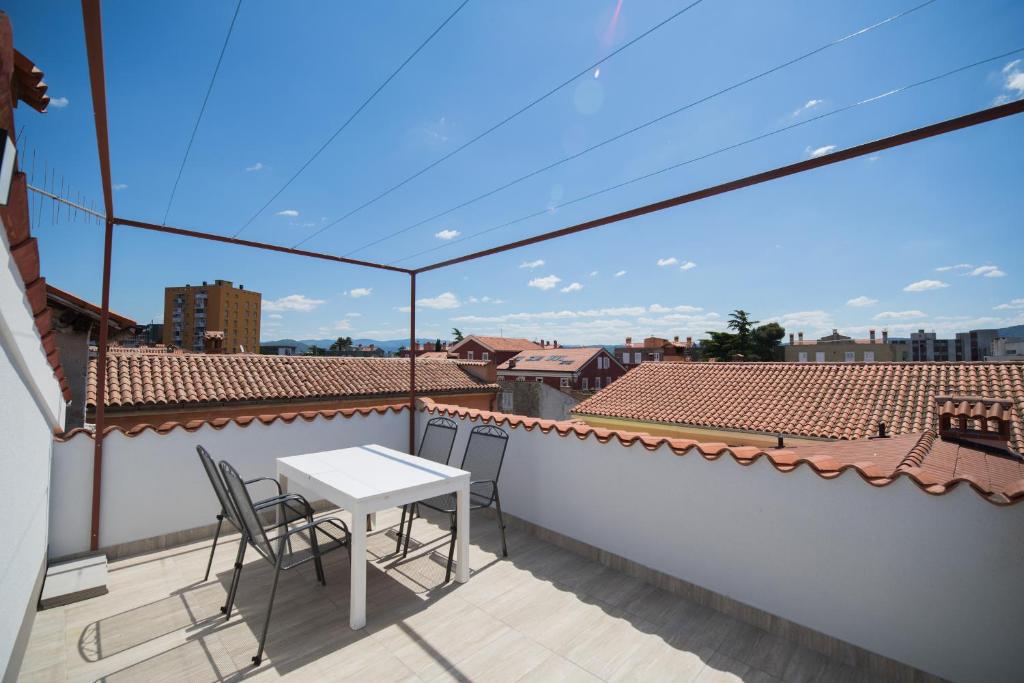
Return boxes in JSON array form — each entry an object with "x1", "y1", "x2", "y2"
[
  {"x1": 752, "y1": 322, "x2": 785, "y2": 361},
  {"x1": 700, "y1": 331, "x2": 736, "y2": 362},
  {"x1": 329, "y1": 336, "x2": 353, "y2": 353},
  {"x1": 451, "y1": 327, "x2": 464, "y2": 342},
  {"x1": 395, "y1": 345, "x2": 406, "y2": 357},
  {"x1": 434, "y1": 338, "x2": 442, "y2": 351},
  {"x1": 727, "y1": 310, "x2": 759, "y2": 358},
  {"x1": 306, "y1": 344, "x2": 326, "y2": 357}
]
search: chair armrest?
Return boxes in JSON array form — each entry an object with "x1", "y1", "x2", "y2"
[
  {"x1": 254, "y1": 493, "x2": 313, "y2": 517},
  {"x1": 245, "y1": 476, "x2": 283, "y2": 497}
]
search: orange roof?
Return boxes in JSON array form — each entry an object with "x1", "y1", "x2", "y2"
[
  {"x1": 452, "y1": 335, "x2": 542, "y2": 353},
  {"x1": 574, "y1": 362, "x2": 1024, "y2": 452},
  {"x1": 46, "y1": 284, "x2": 136, "y2": 330},
  {"x1": 88, "y1": 352, "x2": 497, "y2": 409},
  {"x1": 498, "y1": 347, "x2": 612, "y2": 373}
]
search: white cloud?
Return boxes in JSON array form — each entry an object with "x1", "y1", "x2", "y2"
[
  {"x1": 276, "y1": 209, "x2": 299, "y2": 217},
  {"x1": 561, "y1": 282, "x2": 583, "y2": 293},
  {"x1": 765, "y1": 310, "x2": 835, "y2": 336},
  {"x1": 434, "y1": 229, "x2": 460, "y2": 240},
  {"x1": 245, "y1": 162, "x2": 264, "y2": 172},
  {"x1": 935, "y1": 263, "x2": 972, "y2": 272},
  {"x1": 648, "y1": 304, "x2": 702, "y2": 313},
  {"x1": 846, "y1": 296, "x2": 878, "y2": 308},
  {"x1": 969, "y1": 265, "x2": 1006, "y2": 278},
  {"x1": 49, "y1": 96, "x2": 69, "y2": 108},
  {"x1": 262, "y1": 294, "x2": 326, "y2": 312},
  {"x1": 519, "y1": 259, "x2": 545, "y2": 269},
  {"x1": 994, "y1": 59, "x2": 1024, "y2": 104},
  {"x1": 467, "y1": 296, "x2": 504, "y2": 304},
  {"x1": 347, "y1": 287, "x2": 372, "y2": 298},
  {"x1": 529, "y1": 275, "x2": 561, "y2": 290},
  {"x1": 791, "y1": 98, "x2": 822, "y2": 116},
  {"x1": 267, "y1": 313, "x2": 283, "y2": 320},
  {"x1": 873, "y1": 310, "x2": 927, "y2": 320},
  {"x1": 345, "y1": 312, "x2": 362, "y2": 317},
  {"x1": 903, "y1": 279, "x2": 948, "y2": 292},
  {"x1": 656, "y1": 257, "x2": 678, "y2": 267},
  {"x1": 806, "y1": 145, "x2": 836, "y2": 159},
  {"x1": 112, "y1": 183, "x2": 127, "y2": 191},
  {"x1": 613, "y1": 270, "x2": 626, "y2": 278},
  {"x1": 329, "y1": 319, "x2": 352, "y2": 331},
  {"x1": 589, "y1": 271, "x2": 598, "y2": 277},
  {"x1": 994, "y1": 298, "x2": 1024, "y2": 310},
  {"x1": 417, "y1": 292, "x2": 460, "y2": 309},
  {"x1": 679, "y1": 261, "x2": 697, "y2": 271}
]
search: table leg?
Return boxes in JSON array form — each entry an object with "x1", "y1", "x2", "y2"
[
  {"x1": 455, "y1": 481, "x2": 469, "y2": 583},
  {"x1": 367, "y1": 512, "x2": 376, "y2": 532},
  {"x1": 277, "y1": 473, "x2": 288, "y2": 527},
  {"x1": 350, "y1": 506, "x2": 367, "y2": 629}
]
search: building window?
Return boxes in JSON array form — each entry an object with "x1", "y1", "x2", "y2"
[
  {"x1": 467, "y1": 351, "x2": 474, "y2": 360},
  {"x1": 606, "y1": 376, "x2": 612, "y2": 386},
  {"x1": 581, "y1": 377, "x2": 588, "y2": 390},
  {"x1": 516, "y1": 376, "x2": 525, "y2": 382},
  {"x1": 536, "y1": 377, "x2": 543, "y2": 382},
  {"x1": 501, "y1": 391, "x2": 513, "y2": 411},
  {"x1": 844, "y1": 351, "x2": 855, "y2": 362},
  {"x1": 815, "y1": 352, "x2": 825, "y2": 363},
  {"x1": 560, "y1": 377, "x2": 570, "y2": 388},
  {"x1": 594, "y1": 377, "x2": 601, "y2": 390},
  {"x1": 622, "y1": 352, "x2": 629, "y2": 364},
  {"x1": 633, "y1": 351, "x2": 642, "y2": 364},
  {"x1": 498, "y1": 375, "x2": 507, "y2": 381},
  {"x1": 798, "y1": 352, "x2": 808, "y2": 362},
  {"x1": 653, "y1": 352, "x2": 661, "y2": 362},
  {"x1": 863, "y1": 351, "x2": 875, "y2": 362},
  {"x1": 482, "y1": 352, "x2": 490, "y2": 361}
]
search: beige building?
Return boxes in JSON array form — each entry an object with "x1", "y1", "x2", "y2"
[
  {"x1": 784, "y1": 329, "x2": 908, "y2": 363},
  {"x1": 163, "y1": 279, "x2": 260, "y2": 353}
]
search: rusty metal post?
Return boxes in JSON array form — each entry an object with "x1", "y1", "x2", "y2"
[
  {"x1": 90, "y1": 219, "x2": 113, "y2": 550},
  {"x1": 408, "y1": 272, "x2": 416, "y2": 454}
]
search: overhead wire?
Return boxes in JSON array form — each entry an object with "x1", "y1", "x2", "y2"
[
  {"x1": 162, "y1": 0, "x2": 243, "y2": 225},
  {"x1": 232, "y1": 0, "x2": 472, "y2": 237},
  {"x1": 291, "y1": 0, "x2": 708, "y2": 248},
  {"x1": 391, "y1": 46, "x2": 1024, "y2": 266},
  {"x1": 349, "y1": 0, "x2": 940, "y2": 257}
]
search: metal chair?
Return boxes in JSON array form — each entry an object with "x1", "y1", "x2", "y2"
[
  {"x1": 402, "y1": 424, "x2": 509, "y2": 582},
  {"x1": 219, "y1": 459, "x2": 351, "y2": 666},
  {"x1": 197, "y1": 445, "x2": 312, "y2": 586},
  {"x1": 395, "y1": 416, "x2": 459, "y2": 553}
]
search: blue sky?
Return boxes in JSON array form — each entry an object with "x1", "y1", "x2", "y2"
[{"x1": 9, "y1": 0, "x2": 1024, "y2": 344}]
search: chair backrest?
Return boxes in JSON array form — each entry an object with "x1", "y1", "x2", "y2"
[
  {"x1": 197, "y1": 445, "x2": 240, "y2": 528},
  {"x1": 457, "y1": 425, "x2": 509, "y2": 503},
  {"x1": 218, "y1": 460, "x2": 276, "y2": 562},
  {"x1": 418, "y1": 416, "x2": 458, "y2": 465}
]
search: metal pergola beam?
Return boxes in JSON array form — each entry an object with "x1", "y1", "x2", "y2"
[
  {"x1": 412, "y1": 97, "x2": 1024, "y2": 274},
  {"x1": 76, "y1": 0, "x2": 1024, "y2": 552}
]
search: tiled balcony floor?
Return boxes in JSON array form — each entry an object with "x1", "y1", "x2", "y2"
[{"x1": 20, "y1": 507, "x2": 890, "y2": 682}]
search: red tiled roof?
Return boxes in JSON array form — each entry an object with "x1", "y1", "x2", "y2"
[
  {"x1": 421, "y1": 399, "x2": 1024, "y2": 505},
  {"x1": 497, "y1": 347, "x2": 612, "y2": 373},
  {"x1": 451, "y1": 335, "x2": 543, "y2": 353},
  {"x1": 46, "y1": 283, "x2": 136, "y2": 330},
  {"x1": 573, "y1": 362, "x2": 1024, "y2": 452},
  {"x1": 87, "y1": 352, "x2": 497, "y2": 409}
]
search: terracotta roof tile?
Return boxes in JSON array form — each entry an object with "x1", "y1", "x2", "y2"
[
  {"x1": 87, "y1": 352, "x2": 497, "y2": 409},
  {"x1": 497, "y1": 347, "x2": 616, "y2": 373},
  {"x1": 574, "y1": 362, "x2": 1024, "y2": 452},
  {"x1": 451, "y1": 335, "x2": 543, "y2": 353}
]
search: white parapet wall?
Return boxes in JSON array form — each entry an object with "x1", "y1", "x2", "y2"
[
  {"x1": 420, "y1": 407, "x2": 1024, "y2": 683},
  {"x1": 49, "y1": 407, "x2": 409, "y2": 560}
]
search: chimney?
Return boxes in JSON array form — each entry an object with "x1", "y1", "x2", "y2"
[
  {"x1": 673, "y1": 336, "x2": 679, "y2": 343},
  {"x1": 882, "y1": 330, "x2": 889, "y2": 343},
  {"x1": 553, "y1": 340, "x2": 559, "y2": 348},
  {"x1": 239, "y1": 284, "x2": 244, "y2": 290},
  {"x1": 798, "y1": 332, "x2": 804, "y2": 342},
  {"x1": 625, "y1": 336, "x2": 632, "y2": 346},
  {"x1": 936, "y1": 396, "x2": 1014, "y2": 452},
  {"x1": 541, "y1": 339, "x2": 546, "y2": 348},
  {"x1": 508, "y1": 359, "x2": 517, "y2": 369},
  {"x1": 869, "y1": 329, "x2": 876, "y2": 342},
  {"x1": 686, "y1": 336, "x2": 692, "y2": 345},
  {"x1": 789, "y1": 333, "x2": 795, "y2": 345}
]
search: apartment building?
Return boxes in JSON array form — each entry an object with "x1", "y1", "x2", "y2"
[
  {"x1": 614, "y1": 335, "x2": 699, "y2": 368},
  {"x1": 955, "y1": 328, "x2": 1000, "y2": 361},
  {"x1": 162, "y1": 279, "x2": 260, "y2": 353},
  {"x1": 785, "y1": 329, "x2": 909, "y2": 362},
  {"x1": 910, "y1": 329, "x2": 953, "y2": 361}
]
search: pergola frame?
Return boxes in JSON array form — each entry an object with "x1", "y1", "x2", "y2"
[{"x1": 77, "y1": 0, "x2": 1024, "y2": 549}]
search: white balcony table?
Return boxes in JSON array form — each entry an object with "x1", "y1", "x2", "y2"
[{"x1": 276, "y1": 444, "x2": 471, "y2": 629}]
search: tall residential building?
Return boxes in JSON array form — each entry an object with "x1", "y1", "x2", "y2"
[
  {"x1": 910, "y1": 329, "x2": 952, "y2": 361},
  {"x1": 955, "y1": 329, "x2": 1000, "y2": 361},
  {"x1": 163, "y1": 280, "x2": 260, "y2": 353}
]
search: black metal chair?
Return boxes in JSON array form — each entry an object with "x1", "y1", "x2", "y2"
[
  {"x1": 197, "y1": 445, "x2": 311, "y2": 585},
  {"x1": 395, "y1": 416, "x2": 459, "y2": 553},
  {"x1": 402, "y1": 424, "x2": 509, "y2": 582},
  {"x1": 219, "y1": 459, "x2": 351, "y2": 666}
]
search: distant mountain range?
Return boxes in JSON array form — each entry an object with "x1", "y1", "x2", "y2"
[{"x1": 260, "y1": 338, "x2": 437, "y2": 354}]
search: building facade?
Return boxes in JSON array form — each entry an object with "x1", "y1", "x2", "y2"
[
  {"x1": 785, "y1": 329, "x2": 909, "y2": 363},
  {"x1": 162, "y1": 279, "x2": 260, "y2": 353},
  {"x1": 615, "y1": 335, "x2": 699, "y2": 368},
  {"x1": 910, "y1": 330, "x2": 952, "y2": 361},
  {"x1": 497, "y1": 347, "x2": 627, "y2": 392},
  {"x1": 955, "y1": 329, "x2": 1000, "y2": 361},
  {"x1": 986, "y1": 337, "x2": 1024, "y2": 361}
]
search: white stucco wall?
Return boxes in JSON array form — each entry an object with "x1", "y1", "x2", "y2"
[
  {"x1": 423, "y1": 409, "x2": 1024, "y2": 683},
  {"x1": 0, "y1": 221, "x2": 65, "y2": 677},
  {"x1": 49, "y1": 408, "x2": 408, "y2": 559}
]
